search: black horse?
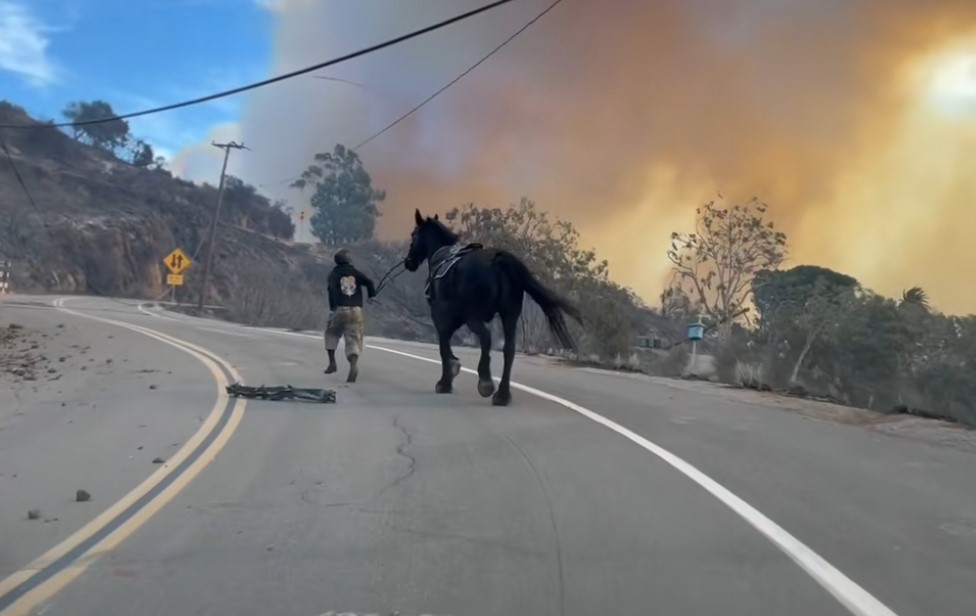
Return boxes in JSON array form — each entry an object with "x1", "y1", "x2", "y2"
[{"x1": 403, "y1": 209, "x2": 583, "y2": 406}]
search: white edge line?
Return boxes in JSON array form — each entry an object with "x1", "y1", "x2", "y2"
[
  {"x1": 136, "y1": 302, "x2": 178, "y2": 321},
  {"x1": 243, "y1": 326, "x2": 895, "y2": 616}
]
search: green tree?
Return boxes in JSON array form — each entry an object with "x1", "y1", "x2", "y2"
[
  {"x1": 900, "y1": 286, "x2": 930, "y2": 311},
  {"x1": 218, "y1": 176, "x2": 295, "y2": 240},
  {"x1": 899, "y1": 286, "x2": 931, "y2": 330},
  {"x1": 897, "y1": 285, "x2": 933, "y2": 367},
  {"x1": 752, "y1": 265, "x2": 860, "y2": 383},
  {"x1": 904, "y1": 313, "x2": 976, "y2": 423},
  {"x1": 668, "y1": 198, "x2": 787, "y2": 328},
  {"x1": 62, "y1": 100, "x2": 130, "y2": 151},
  {"x1": 290, "y1": 144, "x2": 385, "y2": 245},
  {"x1": 753, "y1": 265, "x2": 859, "y2": 330},
  {"x1": 267, "y1": 199, "x2": 296, "y2": 240},
  {"x1": 128, "y1": 139, "x2": 155, "y2": 167},
  {"x1": 833, "y1": 293, "x2": 912, "y2": 407}
]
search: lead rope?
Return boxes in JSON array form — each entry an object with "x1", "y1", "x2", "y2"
[{"x1": 372, "y1": 259, "x2": 408, "y2": 299}]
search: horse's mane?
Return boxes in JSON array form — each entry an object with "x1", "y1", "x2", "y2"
[{"x1": 426, "y1": 217, "x2": 461, "y2": 245}]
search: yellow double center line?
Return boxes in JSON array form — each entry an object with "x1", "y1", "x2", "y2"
[{"x1": 0, "y1": 298, "x2": 247, "y2": 616}]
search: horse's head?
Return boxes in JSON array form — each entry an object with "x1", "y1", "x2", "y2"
[{"x1": 404, "y1": 209, "x2": 458, "y2": 272}]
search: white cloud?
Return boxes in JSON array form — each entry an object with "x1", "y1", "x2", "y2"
[
  {"x1": 0, "y1": 1, "x2": 59, "y2": 86},
  {"x1": 153, "y1": 145, "x2": 175, "y2": 162},
  {"x1": 169, "y1": 121, "x2": 245, "y2": 184}
]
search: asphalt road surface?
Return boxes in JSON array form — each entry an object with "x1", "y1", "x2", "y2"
[{"x1": 1, "y1": 296, "x2": 975, "y2": 616}]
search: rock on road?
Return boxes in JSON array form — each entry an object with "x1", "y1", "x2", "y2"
[{"x1": 1, "y1": 296, "x2": 974, "y2": 616}]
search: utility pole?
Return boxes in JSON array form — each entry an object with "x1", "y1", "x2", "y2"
[{"x1": 197, "y1": 140, "x2": 247, "y2": 311}]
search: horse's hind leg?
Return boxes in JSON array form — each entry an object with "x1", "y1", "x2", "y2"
[
  {"x1": 493, "y1": 312, "x2": 518, "y2": 406},
  {"x1": 467, "y1": 319, "x2": 494, "y2": 398},
  {"x1": 435, "y1": 323, "x2": 461, "y2": 394}
]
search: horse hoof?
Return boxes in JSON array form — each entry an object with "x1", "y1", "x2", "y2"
[
  {"x1": 491, "y1": 390, "x2": 511, "y2": 406},
  {"x1": 477, "y1": 379, "x2": 495, "y2": 398},
  {"x1": 450, "y1": 360, "x2": 461, "y2": 377},
  {"x1": 435, "y1": 381, "x2": 452, "y2": 394}
]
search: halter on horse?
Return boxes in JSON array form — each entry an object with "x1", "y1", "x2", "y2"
[{"x1": 404, "y1": 209, "x2": 582, "y2": 406}]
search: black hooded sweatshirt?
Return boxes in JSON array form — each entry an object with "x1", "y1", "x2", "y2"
[{"x1": 327, "y1": 263, "x2": 376, "y2": 310}]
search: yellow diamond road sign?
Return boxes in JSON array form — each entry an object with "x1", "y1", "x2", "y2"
[
  {"x1": 167, "y1": 273, "x2": 184, "y2": 286},
  {"x1": 164, "y1": 248, "x2": 191, "y2": 275}
]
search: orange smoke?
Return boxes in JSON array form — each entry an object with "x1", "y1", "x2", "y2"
[{"x1": 244, "y1": 0, "x2": 976, "y2": 314}]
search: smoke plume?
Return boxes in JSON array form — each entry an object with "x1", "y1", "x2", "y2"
[{"x1": 240, "y1": 0, "x2": 976, "y2": 314}]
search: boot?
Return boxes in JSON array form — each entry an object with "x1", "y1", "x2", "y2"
[
  {"x1": 324, "y1": 350, "x2": 337, "y2": 374},
  {"x1": 346, "y1": 354, "x2": 359, "y2": 383}
]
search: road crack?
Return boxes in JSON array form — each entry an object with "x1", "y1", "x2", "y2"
[
  {"x1": 502, "y1": 434, "x2": 566, "y2": 616},
  {"x1": 379, "y1": 415, "x2": 417, "y2": 495}
]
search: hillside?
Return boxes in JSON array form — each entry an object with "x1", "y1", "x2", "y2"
[{"x1": 0, "y1": 102, "x2": 435, "y2": 341}]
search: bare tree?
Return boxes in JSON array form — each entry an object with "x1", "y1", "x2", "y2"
[{"x1": 668, "y1": 198, "x2": 787, "y2": 327}]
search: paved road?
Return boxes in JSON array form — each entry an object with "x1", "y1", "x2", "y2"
[{"x1": 1, "y1": 296, "x2": 974, "y2": 616}]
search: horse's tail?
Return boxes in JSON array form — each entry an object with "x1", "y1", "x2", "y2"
[{"x1": 495, "y1": 251, "x2": 583, "y2": 351}]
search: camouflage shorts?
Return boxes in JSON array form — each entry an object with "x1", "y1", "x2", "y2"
[{"x1": 325, "y1": 306, "x2": 364, "y2": 358}]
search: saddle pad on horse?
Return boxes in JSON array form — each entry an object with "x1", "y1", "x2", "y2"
[
  {"x1": 425, "y1": 243, "x2": 483, "y2": 299},
  {"x1": 226, "y1": 383, "x2": 337, "y2": 403}
]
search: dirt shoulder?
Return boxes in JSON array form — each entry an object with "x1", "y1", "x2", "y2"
[
  {"x1": 571, "y1": 365, "x2": 976, "y2": 455},
  {"x1": 0, "y1": 317, "x2": 69, "y2": 428}
]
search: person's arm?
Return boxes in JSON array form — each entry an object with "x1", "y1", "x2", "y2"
[
  {"x1": 326, "y1": 271, "x2": 338, "y2": 311},
  {"x1": 356, "y1": 269, "x2": 377, "y2": 299}
]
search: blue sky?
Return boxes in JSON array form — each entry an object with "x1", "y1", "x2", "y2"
[{"x1": 0, "y1": 0, "x2": 271, "y2": 158}]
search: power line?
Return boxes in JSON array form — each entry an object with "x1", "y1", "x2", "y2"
[
  {"x1": 354, "y1": 0, "x2": 567, "y2": 151},
  {"x1": 0, "y1": 130, "x2": 47, "y2": 228},
  {"x1": 0, "y1": 0, "x2": 514, "y2": 130},
  {"x1": 264, "y1": 0, "x2": 567, "y2": 190}
]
